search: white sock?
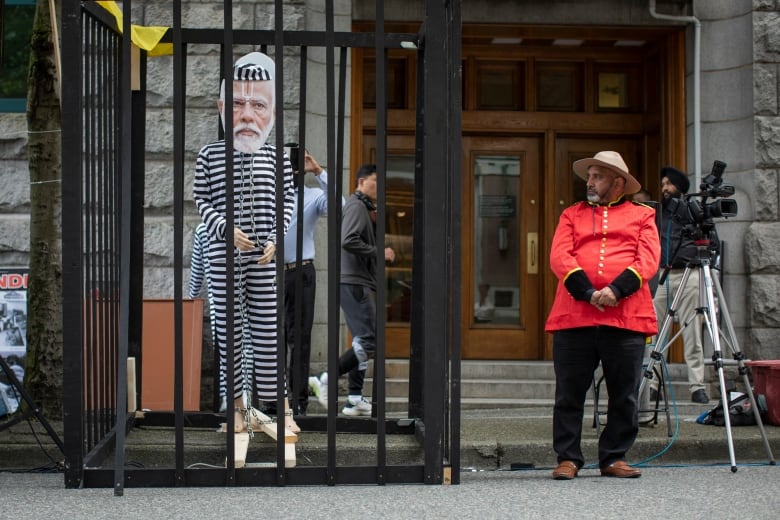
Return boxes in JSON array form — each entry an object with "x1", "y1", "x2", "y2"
[{"x1": 348, "y1": 394, "x2": 362, "y2": 402}]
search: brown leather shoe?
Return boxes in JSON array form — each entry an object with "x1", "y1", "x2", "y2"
[
  {"x1": 600, "y1": 460, "x2": 641, "y2": 478},
  {"x1": 552, "y1": 460, "x2": 579, "y2": 480}
]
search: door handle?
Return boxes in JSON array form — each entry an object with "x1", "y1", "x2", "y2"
[{"x1": 527, "y1": 232, "x2": 538, "y2": 274}]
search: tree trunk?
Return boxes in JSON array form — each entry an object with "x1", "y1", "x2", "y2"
[{"x1": 25, "y1": 0, "x2": 63, "y2": 418}]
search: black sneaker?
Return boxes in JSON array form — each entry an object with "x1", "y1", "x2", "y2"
[{"x1": 691, "y1": 389, "x2": 709, "y2": 404}]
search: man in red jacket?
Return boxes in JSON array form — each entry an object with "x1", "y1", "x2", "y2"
[{"x1": 547, "y1": 151, "x2": 660, "y2": 480}]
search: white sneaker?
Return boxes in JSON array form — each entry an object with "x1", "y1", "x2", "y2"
[
  {"x1": 309, "y1": 374, "x2": 328, "y2": 409},
  {"x1": 342, "y1": 396, "x2": 372, "y2": 417}
]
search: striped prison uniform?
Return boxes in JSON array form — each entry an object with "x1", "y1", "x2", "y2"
[
  {"x1": 194, "y1": 141, "x2": 294, "y2": 402},
  {"x1": 188, "y1": 222, "x2": 225, "y2": 400}
]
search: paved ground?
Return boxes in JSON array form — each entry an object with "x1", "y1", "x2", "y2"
[
  {"x1": 1, "y1": 404, "x2": 779, "y2": 518},
  {"x1": 0, "y1": 464, "x2": 778, "y2": 519}
]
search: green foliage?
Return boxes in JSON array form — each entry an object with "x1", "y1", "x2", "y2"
[{"x1": 0, "y1": 4, "x2": 36, "y2": 98}]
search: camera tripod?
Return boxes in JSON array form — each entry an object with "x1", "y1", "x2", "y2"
[
  {"x1": 0, "y1": 354, "x2": 64, "y2": 457},
  {"x1": 640, "y1": 240, "x2": 776, "y2": 472}
]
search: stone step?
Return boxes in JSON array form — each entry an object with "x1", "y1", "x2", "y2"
[
  {"x1": 376, "y1": 377, "x2": 702, "y2": 401},
  {"x1": 366, "y1": 359, "x2": 691, "y2": 381},
  {"x1": 311, "y1": 360, "x2": 721, "y2": 415},
  {"x1": 308, "y1": 395, "x2": 715, "y2": 419}
]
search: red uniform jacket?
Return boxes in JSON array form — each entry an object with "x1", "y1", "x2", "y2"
[{"x1": 545, "y1": 198, "x2": 660, "y2": 335}]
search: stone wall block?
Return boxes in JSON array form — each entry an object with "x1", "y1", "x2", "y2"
[
  {"x1": 755, "y1": 116, "x2": 780, "y2": 167},
  {"x1": 748, "y1": 274, "x2": 780, "y2": 326},
  {"x1": 701, "y1": 66, "x2": 753, "y2": 121},
  {"x1": 753, "y1": 169, "x2": 779, "y2": 221},
  {"x1": 0, "y1": 219, "x2": 29, "y2": 257},
  {"x1": 749, "y1": 328, "x2": 780, "y2": 360},
  {"x1": 0, "y1": 114, "x2": 28, "y2": 160},
  {"x1": 143, "y1": 161, "x2": 196, "y2": 212},
  {"x1": 754, "y1": 64, "x2": 778, "y2": 115},
  {"x1": 143, "y1": 267, "x2": 177, "y2": 298},
  {"x1": 754, "y1": 12, "x2": 780, "y2": 61},
  {"x1": 145, "y1": 108, "x2": 217, "y2": 155},
  {"x1": 144, "y1": 219, "x2": 196, "y2": 266},
  {"x1": 253, "y1": 4, "x2": 305, "y2": 30},
  {"x1": 698, "y1": 118, "x2": 754, "y2": 172},
  {"x1": 695, "y1": 0, "x2": 752, "y2": 20},
  {"x1": 745, "y1": 222, "x2": 780, "y2": 272},
  {"x1": 0, "y1": 161, "x2": 31, "y2": 212},
  {"x1": 754, "y1": 1, "x2": 777, "y2": 13},
  {"x1": 143, "y1": 2, "x2": 256, "y2": 29},
  {"x1": 700, "y1": 13, "x2": 754, "y2": 70}
]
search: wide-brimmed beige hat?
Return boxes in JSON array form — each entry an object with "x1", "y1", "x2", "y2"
[{"x1": 573, "y1": 151, "x2": 641, "y2": 195}]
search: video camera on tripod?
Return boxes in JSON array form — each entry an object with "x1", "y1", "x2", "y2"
[{"x1": 665, "y1": 160, "x2": 738, "y2": 240}]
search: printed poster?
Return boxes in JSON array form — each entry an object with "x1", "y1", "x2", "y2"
[{"x1": 0, "y1": 268, "x2": 27, "y2": 416}]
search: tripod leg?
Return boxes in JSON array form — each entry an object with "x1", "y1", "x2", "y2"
[
  {"x1": 0, "y1": 356, "x2": 64, "y2": 455},
  {"x1": 641, "y1": 268, "x2": 694, "y2": 398},
  {"x1": 701, "y1": 263, "x2": 739, "y2": 472},
  {"x1": 711, "y1": 271, "x2": 776, "y2": 464}
]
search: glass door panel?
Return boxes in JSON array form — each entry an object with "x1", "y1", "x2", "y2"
[
  {"x1": 473, "y1": 156, "x2": 521, "y2": 326},
  {"x1": 385, "y1": 155, "x2": 414, "y2": 324}
]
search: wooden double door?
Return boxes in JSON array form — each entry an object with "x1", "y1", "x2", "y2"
[{"x1": 375, "y1": 134, "x2": 642, "y2": 360}]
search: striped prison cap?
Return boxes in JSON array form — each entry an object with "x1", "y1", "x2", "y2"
[{"x1": 232, "y1": 52, "x2": 274, "y2": 81}]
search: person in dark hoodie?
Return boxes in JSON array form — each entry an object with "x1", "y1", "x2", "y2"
[{"x1": 309, "y1": 164, "x2": 395, "y2": 416}]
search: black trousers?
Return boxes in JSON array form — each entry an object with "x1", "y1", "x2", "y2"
[
  {"x1": 339, "y1": 283, "x2": 376, "y2": 396},
  {"x1": 284, "y1": 262, "x2": 316, "y2": 413},
  {"x1": 552, "y1": 326, "x2": 645, "y2": 468}
]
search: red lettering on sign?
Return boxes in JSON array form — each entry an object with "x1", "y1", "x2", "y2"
[{"x1": 0, "y1": 273, "x2": 28, "y2": 290}]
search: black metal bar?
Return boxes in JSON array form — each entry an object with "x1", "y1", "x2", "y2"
[
  {"x1": 290, "y1": 45, "x2": 307, "y2": 420},
  {"x1": 112, "y1": 0, "x2": 133, "y2": 497},
  {"x1": 448, "y1": 0, "x2": 463, "y2": 485},
  {"x1": 82, "y1": 465, "x2": 426, "y2": 488},
  {"x1": 86, "y1": 12, "x2": 97, "y2": 451},
  {"x1": 421, "y1": 0, "x2": 451, "y2": 485},
  {"x1": 273, "y1": 0, "x2": 288, "y2": 483},
  {"x1": 110, "y1": 17, "x2": 120, "y2": 444},
  {"x1": 336, "y1": 46, "x2": 346, "y2": 192},
  {"x1": 172, "y1": 0, "x2": 186, "y2": 486},
  {"x1": 222, "y1": 0, "x2": 237, "y2": 482},
  {"x1": 408, "y1": 36, "x2": 425, "y2": 421},
  {"x1": 82, "y1": 430, "x2": 116, "y2": 469},
  {"x1": 156, "y1": 29, "x2": 419, "y2": 49},
  {"x1": 128, "y1": 49, "x2": 147, "y2": 423},
  {"x1": 374, "y1": 0, "x2": 388, "y2": 484},
  {"x1": 324, "y1": 0, "x2": 338, "y2": 485}
]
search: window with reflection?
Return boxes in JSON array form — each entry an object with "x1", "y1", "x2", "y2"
[
  {"x1": 595, "y1": 64, "x2": 641, "y2": 112},
  {"x1": 535, "y1": 62, "x2": 583, "y2": 112},
  {"x1": 385, "y1": 155, "x2": 415, "y2": 323},
  {"x1": 475, "y1": 60, "x2": 524, "y2": 110},
  {"x1": 363, "y1": 56, "x2": 409, "y2": 109}
]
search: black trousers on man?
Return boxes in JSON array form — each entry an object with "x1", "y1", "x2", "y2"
[
  {"x1": 284, "y1": 262, "x2": 316, "y2": 414},
  {"x1": 552, "y1": 326, "x2": 645, "y2": 469}
]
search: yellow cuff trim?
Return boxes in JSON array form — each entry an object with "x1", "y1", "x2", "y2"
[
  {"x1": 562, "y1": 267, "x2": 583, "y2": 283},
  {"x1": 627, "y1": 266, "x2": 643, "y2": 288}
]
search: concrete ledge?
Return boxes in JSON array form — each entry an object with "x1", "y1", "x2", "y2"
[{"x1": 1, "y1": 410, "x2": 778, "y2": 474}]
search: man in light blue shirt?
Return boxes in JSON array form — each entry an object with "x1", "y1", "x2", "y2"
[{"x1": 284, "y1": 150, "x2": 333, "y2": 415}]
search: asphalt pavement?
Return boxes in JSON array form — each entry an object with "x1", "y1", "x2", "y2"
[{"x1": 0, "y1": 464, "x2": 778, "y2": 519}]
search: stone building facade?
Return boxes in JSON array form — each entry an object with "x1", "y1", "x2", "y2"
[{"x1": 1, "y1": 0, "x2": 780, "y2": 381}]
